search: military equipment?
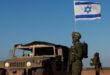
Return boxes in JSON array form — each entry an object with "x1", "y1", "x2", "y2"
[
  {"x1": 82, "y1": 42, "x2": 88, "y2": 58},
  {"x1": 71, "y1": 42, "x2": 88, "y2": 60},
  {"x1": 72, "y1": 32, "x2": 81, "y2": 39},
  {"x1": 71, "y1": 46, "x2": 76, "y2": 62},
  {"x1": 0, "y1": 41, "x2": 69, "y2": 75}
]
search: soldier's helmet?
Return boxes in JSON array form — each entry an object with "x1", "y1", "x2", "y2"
[
  {"x1": 95, "y1": 52, "x2": 99, "y2": 56},
  {"x1": 72, "y1": 32, "x2": 81, "y2": 39}
]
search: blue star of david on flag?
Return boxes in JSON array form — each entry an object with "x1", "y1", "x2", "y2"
[
  {"x1": 74, "y1": 1, "x2": 101, "y2": 21},
  {"x1": 84, "y1": 5, "x2": 92, "y2": 13}
]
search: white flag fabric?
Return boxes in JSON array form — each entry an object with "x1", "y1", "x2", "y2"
[{"x1": 74, "y1": 1, "x2": 101, "y2": 21}]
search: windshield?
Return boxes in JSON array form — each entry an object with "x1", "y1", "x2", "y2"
[
  {"x1": 35, "y1": 47, "x2": 54, "y2": 56},
  {"x1": 14, "y1": 49, "x2": 32, "y2": 57},
  {"x1": 13, "y1": 46, "x2": 55, "y2": 57}
]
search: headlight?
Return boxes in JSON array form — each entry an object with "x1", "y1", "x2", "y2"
[
  {"x1": 26, "y1": 61, "x2": 32, "y2": 67},
  {"x1": 5, "y1": 62, "x2": 10, "y2": 68}
]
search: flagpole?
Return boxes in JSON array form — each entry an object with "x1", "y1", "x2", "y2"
[
  {"x1": 74, "y1": 18, "x2": 77, "y2": 32},
  {"x1": 73, "y1": 0, "x2": 77, "y2": 32}
]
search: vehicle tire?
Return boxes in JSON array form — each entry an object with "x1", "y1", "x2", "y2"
[
  {"x1": 31, "y1": 68, "x2": 44, "y2": 75},
  {"x1": 43, "y1": 69, "x2": 49, "y2": 75},
  {"x1": 0, "y1": 69, "x2": 5, "y2": 75},
  {"x1": 0, "y1": 69, "x2": 3, "y2": 75}
]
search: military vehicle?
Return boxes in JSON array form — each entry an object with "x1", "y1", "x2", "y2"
[{"x1": 0, "y1": 41, "x2": 69, "y2": 75}]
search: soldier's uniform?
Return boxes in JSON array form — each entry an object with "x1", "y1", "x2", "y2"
[
  {"x1": 71, "y1": 32, "x2": 84, "y2": 75},
  {"x1": 91, "y1": 52, "x2": 102, "y2": 75}
]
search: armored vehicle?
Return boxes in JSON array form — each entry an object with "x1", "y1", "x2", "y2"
[{"x1": 0, "y1": 41, "x2": 69, "y2": 75}]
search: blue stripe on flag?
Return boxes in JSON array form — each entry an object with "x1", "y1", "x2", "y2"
[
  {"x1": 75, "y1": 2, "x2": 100, "y2": 5},
  {"x1": 75, "y1": 14, "x2": 101, "y2": 18}
]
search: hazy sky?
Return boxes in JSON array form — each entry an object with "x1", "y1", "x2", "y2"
[{"x1": 0, "y1": 0, "x2": 110, "y2": 67}]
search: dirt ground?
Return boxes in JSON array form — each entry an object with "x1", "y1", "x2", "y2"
[
  {"x1": 52, "y1": 68, "x2": 110, "y2": 75},
  {"x1": 82, "y1": 69, "x2": 110, "y2": 75}
]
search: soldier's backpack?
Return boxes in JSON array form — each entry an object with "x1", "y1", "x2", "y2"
[{"x1": 82, "y1": 42, "x2": 88, "y2": 58}]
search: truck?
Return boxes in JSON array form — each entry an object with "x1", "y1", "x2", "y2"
[{"x1": 0, "y1": 41, "x2": 69, "y2": 75}]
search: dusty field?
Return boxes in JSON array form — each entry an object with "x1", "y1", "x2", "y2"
[
  {"x1": 82, "y1": 69, "x2": 110, "y2": 75},
  {"x1": 52, "y1": 68, "x2": 110, "y2": 75}
]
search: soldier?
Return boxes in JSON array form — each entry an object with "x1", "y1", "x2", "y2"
[
  {"x1": 70, "y1": 32, "x2": 84, "y2": 75},
  {"x1": 90, "y1": 52, "x2": 102, "y2": 75}
]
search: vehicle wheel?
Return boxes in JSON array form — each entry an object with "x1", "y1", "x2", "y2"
[
  {"x1": 0, "y1": 69, "x2": 3, "y2": 75},
  {"x1": 31, "y1": 68, "x2": 44, "y2": 75},
  {"x1": 0, "y1": 69, "x2": 6, "y2": 75},
  {"x1": 43, "y1": 70, "x2": 49, "y2": 75}
]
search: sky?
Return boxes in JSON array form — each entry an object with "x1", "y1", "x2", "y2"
[{"x1": 0, "y1": 0, "x2": 110, "y2": 67}]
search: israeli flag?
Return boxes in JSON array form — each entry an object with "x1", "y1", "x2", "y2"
[{"x1": 74, "y1": 1, "x2": 101, "y2": 21}]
